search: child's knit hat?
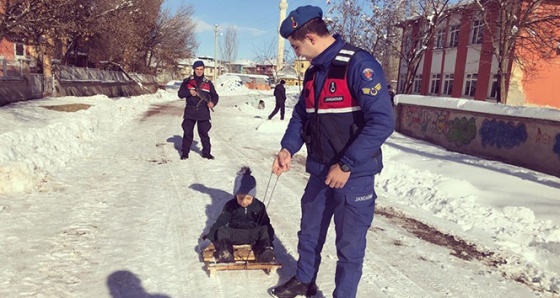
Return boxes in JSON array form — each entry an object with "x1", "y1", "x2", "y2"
[{"x1": 233, "y1": 166, "x2": 257, "y2": 197}]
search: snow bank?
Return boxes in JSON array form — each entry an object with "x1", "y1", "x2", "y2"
[
  {"x1": 0, "y1": 91, "x2": 175, "y2": 194},
  {"x1": 215, "y1": 75, "x2": 251, "y2": 96}
]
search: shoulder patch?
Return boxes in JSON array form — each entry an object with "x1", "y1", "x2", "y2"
[
  {"x1": 361, "y1": 68, "x2": 375, "y2": 81},
  {"x1": 361, "y1": 83, "x2": 382, "y2": 96}
]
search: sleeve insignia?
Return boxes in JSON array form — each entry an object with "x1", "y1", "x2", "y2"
[
  {"x1": 361, "y1": 68, "x2": 375, "y2": 81},
  {"x1": 361, "y1": 84, "x2": 382, "y2": 96}
]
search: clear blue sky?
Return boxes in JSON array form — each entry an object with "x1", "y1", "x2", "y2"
[{"x1": 162, "y1": 0, "x2": 329, "y2": 61}]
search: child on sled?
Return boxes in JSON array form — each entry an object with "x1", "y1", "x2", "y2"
[{"x1": 202, "y1": 166, "x2": 275, "y2": 263}]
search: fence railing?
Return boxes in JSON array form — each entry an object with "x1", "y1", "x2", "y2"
[
  {"x1": 56, "y1": 65, "x2": 130, "y2": 83},
  {"x1": 0, "y1": 59, "x2": 23, "y2": 79},
  {"x1": 29, "y1": 74, "x2": 44, "y2": 98}
]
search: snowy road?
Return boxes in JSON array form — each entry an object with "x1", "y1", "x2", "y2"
[{"x1": 0, "y1": 92, "x2": 556, "y2": 297}]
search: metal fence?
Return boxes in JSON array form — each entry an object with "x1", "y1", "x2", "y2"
[
  {"x1": 0, "y1": 59, "x2": 23, "y2": 78},
  {"x1": 29, "y1": 74, "x2": 44, "y2": 98},
  {"x1": 56, "y1": 65, "x2": 130, "y2": 83}
]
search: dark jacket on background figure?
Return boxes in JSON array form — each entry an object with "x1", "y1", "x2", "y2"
[
  {"x1": 178, "y1": 75, "x2": 219, "y2": 120},
  {"x1": 273, "y1": 83, "x2": 286, "y2": 102},
  {"x1": 269, "y1": 82, "x2": 287, "y2": 120}
]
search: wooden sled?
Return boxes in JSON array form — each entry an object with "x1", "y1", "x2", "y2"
[{"x1": 202, "y1": 243, "x2": 281, "y2": 276}]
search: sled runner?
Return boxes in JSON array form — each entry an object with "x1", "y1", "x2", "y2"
[{"x1": 201, "y1": 243, "x2": 281, "y2": 276}]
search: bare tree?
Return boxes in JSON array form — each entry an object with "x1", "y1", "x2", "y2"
[
  {"x1": 0, "y1": 0, "x2": 135, "y2": 91},
  {"x1": 252, "y1": 38, "x2": 277, "y2": 68},
  {"x1": 0, "y1": 0, "x2": 76, "y2": 41},
  {"x1": 324, "y1": 0, "x2": 410, "y2": 83},
  {"x1": 283, "y1": 46, "x2": 297, "y2": 67},
  {"x1": 474, "y1": 0, "x2": 560, "y2": 104},
  {"x1": 325, "y1": 0, "x2": 383, "y2": 54},
  {"x1": 220, "y1": 25, "x2": 238, "y2": 73},
  {"x1": 142, "y1": 4, "x2": 198, "y2": 75},
  {"x1": 253, "y1": 38, "x2": 276, "y2": 61},
  {"x1": 390, "y1": 0, "x2": 464, "y2": 94},
  {"x1": 1, "y1": 0, "x2": 199, "y2": 77},
  {"x1": 82, "y1": 0, "x2": 161, "y2": 72}
]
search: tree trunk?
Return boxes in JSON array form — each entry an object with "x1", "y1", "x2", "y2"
[{"x1": 42, "y1": 37, "x2": 55, "y2": 96}]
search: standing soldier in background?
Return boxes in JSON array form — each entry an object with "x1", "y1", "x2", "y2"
[
  {"x1": 270, "y1": 5, "x2": 395, "y2": 298},
  {"x1": 178, "y1": 60, "x2": 219, "y2": 160},
  {"x1": 268, "y1": 79, "x2": 287, "y2": 120}
]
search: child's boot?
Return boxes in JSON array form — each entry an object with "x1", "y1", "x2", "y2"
[
  {"x1": 217, "y1": 239, "x2": 234, "y2": 263},
  {"x1": 254, "y1": 238, "x2": 275, "y2": 262}
]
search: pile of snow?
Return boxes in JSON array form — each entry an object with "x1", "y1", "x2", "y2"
[
  {"x1": 0, "y1": 91, "x2": 175, "y2": 194},
  {"x1": 215, "y1": 75, "x2": 251, "y2": 96}
]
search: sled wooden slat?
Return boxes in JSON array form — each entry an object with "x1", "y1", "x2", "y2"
[
  {"x1": 205, "y1": 261, "x2": 282, "y2": 276},
  {"x1": 201, "y1": 243, "x2": 281, "y2": 276},
  {"x1": 202, "y1": 243, "x2": 256, "y2": 262}
]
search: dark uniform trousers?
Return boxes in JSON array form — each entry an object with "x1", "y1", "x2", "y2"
[
  {"x1": 268, "y1": 99, "x2": 286, "y2": 120},
  {"x1": 181, "y1": 118, "x2": 212, "y2": 155}
]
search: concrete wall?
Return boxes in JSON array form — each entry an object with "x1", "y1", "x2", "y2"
[
  {"x1": 0, "y1": 79, "x2": 32, "y2": 106},
  {"x1": 1, "y1": 65, "x2": 158, "y2": 106},
  {"x1": 54, "y1": 81, "x2": 148, "y2": 97},
  {"x1": 54, "y1": 66, "x2": 158, "y2": 98},
  {"x1": 395, "y1": 100, "x2": 560, "y2": 178}
]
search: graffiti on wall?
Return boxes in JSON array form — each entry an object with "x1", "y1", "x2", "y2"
[
  {"x1": 399, "y1": 103, "x2": 560, "y2": 177},
  {"x1": 554, "y1": 134, "x2": 560, "y2": 158},
  {"x1": 479, "y1": 119, "x2": 528, "y2": 149},
  {"x1": 434, "y1": 111, "x2": 450, "y2": 135},
  {"x1": 447, "y1": 117, "x2": 477, "y2": 147},
  {"x1": 535, "y1": 127, "x2": 553, "y2": 146},
  {"x1": 404, "y1": 106, "x2": 475, "y2": 146},
  {"x1": 404, "y1": 106, "x2": 432, "y2": 133}
]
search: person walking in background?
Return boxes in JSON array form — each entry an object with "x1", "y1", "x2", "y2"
[
  {"x1": 388, "y1": 84, "x2": 396, "y2": 106},
  {"x1": 268, "y1": 79, "x2": 287, "y2": 120},
  {"x1": 178, "y1": 60, "x2": 219, "y2": 160},
  {"x1": 270, "y1": 5, "x2": 395, "y2": 298}
]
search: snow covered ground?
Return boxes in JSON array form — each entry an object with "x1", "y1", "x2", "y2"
[{"x1": 1, "y1": 78, "x2": 559, "y2": 297}]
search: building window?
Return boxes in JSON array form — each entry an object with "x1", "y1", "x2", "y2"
[
  {"x1": 430, "y1": 74, "x2": 441, "y2": 94},
  {"x1": 398, "y1": 74, "x2": 406, "y2": 93},
  {"x1": 443, "y1": 74, "x2": 454, "y2": 95},
  {"x1": 15, "y1": 43, "x2": 25, "y2": 57},
  {"x1": 435, "y1": 29, "x2": 444, "y2": 48},
  {"x1": 471, "y1": 19, "x2": 483, "y2": 44},
  {"x1": 449, "y1": 24, "x2": 460, "y2": 47},
  {"x1": 489, "y1": 74, "x2": 499, "y2": 98},
  {"x1": 464, "y1": 73, "x2": 478, "y2": 97},
  {"x1": 413, "y1": 74, "x2": 422, "y2": 94},
  {"x1": 404, "y1": 35, "x2": 413, "y2": 55}
]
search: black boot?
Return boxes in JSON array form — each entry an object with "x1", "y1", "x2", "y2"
[
  {"x1": 270, "y1": 276, "x2": 318, "y2": 298},
  {"x1": 254, "y1": 239, "x2": 275, "y2": 262},
  {"x1": 201, "y1": 153, "x2": 215, "y2": 160},
  {"x1": 217, "y1": 239, "x2": 234, "y2": 263},
  {"x1": 258, "y1": 246, "x2": 275, "y2": 262},
  {"x1": 180, "y1": 153, "x2": 189, "y2": 160}
]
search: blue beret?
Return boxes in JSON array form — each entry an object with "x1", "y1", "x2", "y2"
[
  {"x1": 193, "y1": 60, "x2": 204, "y2": 68},
  {"x1": 280, "y1": 5, "x2": 323, "y2": 38}
]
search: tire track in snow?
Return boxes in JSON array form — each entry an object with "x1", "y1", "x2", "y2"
[{"x1": 140, "y1": 101, "x2": 228, "y2": 296}]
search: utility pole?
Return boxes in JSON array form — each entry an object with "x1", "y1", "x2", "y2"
[
  {"x1": 214, "y1": 24, "x2": 218, "y2": 80},
  {"x1": 277, "y1": 0, "x2": 288, "y2": 77}
]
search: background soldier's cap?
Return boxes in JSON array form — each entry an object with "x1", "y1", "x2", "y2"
[
  {"x1": 279, "y1": 5, "x2": 323, "y2": 39},
  {"x1": 193, "y1": 60, "x2": 204, "y2": 68}
]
